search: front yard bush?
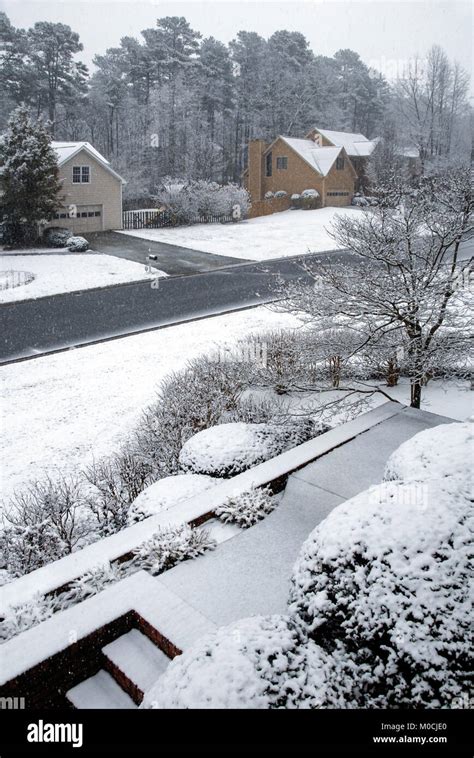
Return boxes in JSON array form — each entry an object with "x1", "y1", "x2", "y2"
[
  {"x1": 215, "y1": 486, "x2": 275, "y2": 528},
  {"x1": 66, "y1": 235, "x2": 89, "y2": 252},
  {"x1": 179, "y1": 419, "x2": 319, "y2": 477},
  {"x1": 43, "y1": 227, "x2": 72, "y2": 247}
]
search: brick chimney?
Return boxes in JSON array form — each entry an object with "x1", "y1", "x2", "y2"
[{"x1": 247, "y1": 139, "x2": 267, "y2": 202}]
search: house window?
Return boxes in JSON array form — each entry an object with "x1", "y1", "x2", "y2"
[
  {"x1": 94, "y1": 211, "x2": 101, "y2": 217},
  {"x1": 276, "y1": 156, "x2": 288, "y2": 170},
  {"x1": 336, "y1": 155, "x2": 345, "y2": 170},
  {"x1": 266, "y1": 151, "x2": 272, "y2": 177},
  {"x1": 72, "y1": 166, "x2": 90, "y2": 183}
]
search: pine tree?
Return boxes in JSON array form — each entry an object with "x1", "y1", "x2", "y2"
[{"x1": 0, "y1": 105, "x2": 63, "y2": 246}]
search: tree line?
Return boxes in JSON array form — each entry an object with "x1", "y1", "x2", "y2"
[{"x1": 1, "y1": 12, "x2": 471, "y2": 203}]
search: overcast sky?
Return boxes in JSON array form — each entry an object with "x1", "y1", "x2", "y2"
[{"x1": 2, "y1": 0, "x2": 472, "y2": 93}]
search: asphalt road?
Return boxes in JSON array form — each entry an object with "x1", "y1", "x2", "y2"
[
  {"x1": 1, "y1": 238, "x2": 471, "y2": 365},
  {"x1": 0, "y1": 256, "x2": 315, "y2": 363}
]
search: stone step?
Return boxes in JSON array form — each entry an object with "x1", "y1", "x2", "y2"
[
  {"x1": 66, "y1": 670, "x2": 137, "y2": 709},
  {"x1": 102, "y1": 629, "x2": 171, "y2": 700}
]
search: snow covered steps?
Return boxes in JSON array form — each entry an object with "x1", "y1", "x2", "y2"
[
  {"x1": 66, "y1": 629, "x2": 172, "y2": 709},
  {"x1": 66, "y1": 671, "x2": 137, "y2": 710},
  {"x1": 102, "y1": 629, "x2": 171, "y2": 702}
]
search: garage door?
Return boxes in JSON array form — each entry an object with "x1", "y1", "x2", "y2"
[{"x1": 71, "y1": 205, "x2": 104, "y2": 233}]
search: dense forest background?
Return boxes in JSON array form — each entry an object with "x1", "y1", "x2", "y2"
[{"x1": 1, "y1": 12, "x2": 471, "y2": 203}]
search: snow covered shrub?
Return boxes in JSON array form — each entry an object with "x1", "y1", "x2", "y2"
[
  {"x1": 60, "y1": 562, "x2": 124, "y2": 604},
  {"x1": 136, "y1": 356, "x2": 247, "y2": 478},
  {"x1": 154, "y1": 180, "x2": 249, "y2": 223},
  {"x1": 274, "y1": 190, "x2": 287, "y2": 198},
  {"x1": 130, "y1": 524, "x2": 216, "y2": 576},
  {"x1": 43, "y1": 227, "x2": 71, "y2": 247},
  {"x1": 0, "y1": 593, "x2": 60, "y2": 642},
  {"x1": 383, "y1": 420, "x2": 472, "y2": 500},
  {"x1": 84, "y1": 450, "x2": 155, "y2": 535},
  {"x1": 301, "y1": 189, "x2": 320, "y2": 210},
  {"x1": 179, "y1": 420, "x2": 319, "y2": 478},
  {"x1": 215, "y1": 486, "x2": 275, "y2": 528},
  {"x1": 178, "y1": 422, "x2": 268, "y2": 477},
  {"x1": 66, "y1": 235, "x2": 89, "y2": 252},
  {"x1": 141, "y1": 615, "x2": 327, "y2": 709},
  {"x1": 127, "y1": 473, "x2": 218, "y2": 524},
  {"x1": 351, "y1": 193, "x2": 369, "y2": 207},
  {"x1": 264, "y1": 191, "x2": 274, "y2": 199},
  {"x1": 1, "y1": 475, "x2": 89, "y2": 576},
  {"x1": 290, "y1": 193, "x2": 301, "y2": 209},
  {"x1": 289, "y1": 476, "x2": 472, "y2": 708}
]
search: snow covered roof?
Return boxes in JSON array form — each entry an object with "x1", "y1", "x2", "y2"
[
  {"x1": 278, "y1": 137, "x2": 343, "y2": 177},
  {"x1": 51, "y1": 141, "x2": 126, "y2": 183},
  {"x1": 309, "y1": 128, "x2": 379, "y2": 157}
]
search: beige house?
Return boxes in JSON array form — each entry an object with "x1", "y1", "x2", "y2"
[
  {"x1": 47, "y1": 142, "x2": 125, "y2": 233},
  {"x1": 243, "y1": 127, "x2": 378, "y2": 209}
]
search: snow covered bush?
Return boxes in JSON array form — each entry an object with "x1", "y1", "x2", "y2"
[
  {"x1": 136, "y1": 356, "x2": 248, "y2": 478},
  {"x1": 66, "y1": 235, "x2": 89, "y2": 252},
  {"x1": 154, "y1": 179, "x2": 250, "y2": 223},
  {"x1": 301, "y1": 189, "x2": 320, "y2": 210},
  {"x1": 0, "y1": 593, "x2": 60, "y2": 642},
  {"x1": 179, "y1": 421, "x2": 317, "y2": 478},
  {"x1": 141, "y1": 615, "x2": 327, "y2": 709},
  {"x1": 130, "y1": 524, "x2": 216, "y2": 575},
  {"x1": 274, "y1": 190, "x2": 287, "y2": 198},
  {"x1": 127, "y1": 473, "x2": 218, "y2": 524},
  {"x1": 215, "y1": 486, "x2": 275, "y2": 528},
  {"x1": 383, "y1": 420, "x2": 472, "y2": 500},
  {"x1": 290, "y1": 471, "x2": 472, "y2": 707},
  {"x1": 1, "y1": 475, "x2": 89, "y2": 577},
  {"x1": 84, "y1": 450, "x2": 155, "y2": 535},
  {"x1": 43, "y1": 227, "x2": 72, "y2": 247},
  {"x1": 351, "y1": 193, "x2": 369, "y2": 207},
  {"x1": 264, "y1": 191, "x2": 274, "y2": 199}
]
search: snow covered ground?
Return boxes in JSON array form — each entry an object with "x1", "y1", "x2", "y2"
[
  {"x1": 0, "y1": 253, "x2": 166, "y2": 303},
  {"x1": 0, "y1": 306, "x2": 299, "y2": 503},
  {"x1": 1, "y1": 297, "x2": 471, "y2": 508},
  {"x1": 118, "y1": 207, "x2": 363, "y2": 261}
]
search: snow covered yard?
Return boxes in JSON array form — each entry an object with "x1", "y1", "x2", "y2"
[
  {"x1": 0, "y1": 306, "x2": 299, "y2": 503},
  {"x1": 0, "y1": 252, "x2": 167, "y2": 303},
  {"x1": 1, "y1": 296, "x2": 471, "y2": 508},
  {"x1": 118, "y1": 207, "x2": 363, "y2": 261}
]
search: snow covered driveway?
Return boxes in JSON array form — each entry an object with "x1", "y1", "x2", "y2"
[
  {"x1": 0, "y1": 252, "x2": 167, "y2": 303},
  {"x1": 118, "y1": 207, "x2": 363, "y2": 262}
]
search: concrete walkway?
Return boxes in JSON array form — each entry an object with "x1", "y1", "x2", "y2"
[{"x1": 156, "y1": 405, "x2": 454, "y2": 625}]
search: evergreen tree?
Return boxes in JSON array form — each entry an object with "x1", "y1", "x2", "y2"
[{"x1": 0, "y1": 105, "x2": 63, "y2": 246}]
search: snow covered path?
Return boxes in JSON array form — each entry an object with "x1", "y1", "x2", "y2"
[
  {"x1": 0, "y1": 253, "x2": 166, "y2": 303},
  {"x1": 118, "y1": 207, "x2": 362, "y2": 261}
]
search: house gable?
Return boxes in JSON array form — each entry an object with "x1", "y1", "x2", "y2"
[{"x1": 51, "y1": 147, "x2": 123, "y2": 232}]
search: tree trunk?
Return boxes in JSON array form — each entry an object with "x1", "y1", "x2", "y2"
[{"x1": 410, "y1": 379, "x2": 422, "y2": 408}]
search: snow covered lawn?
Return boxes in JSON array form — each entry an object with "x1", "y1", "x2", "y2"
[
  {"x1": 1, "y1": 302, "x2": 471, "y2": 507},
  {"x1": 118, "y1": 207, "x2": 363, "y2": 261},
  {"x1": 0, "y1": 306, "x2": 299, "y2": 503},
  {"x1": 0, "y1": 253, "x2": 167, "y2": 303}
]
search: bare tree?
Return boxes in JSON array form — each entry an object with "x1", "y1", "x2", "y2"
[{"x1": 274, "y1": 168, "x2": 473, "y2": 409}]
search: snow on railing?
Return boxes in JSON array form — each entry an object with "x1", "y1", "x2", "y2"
[{"x1": 0, "y1": 402, "x2": 403, "y2": 614}]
